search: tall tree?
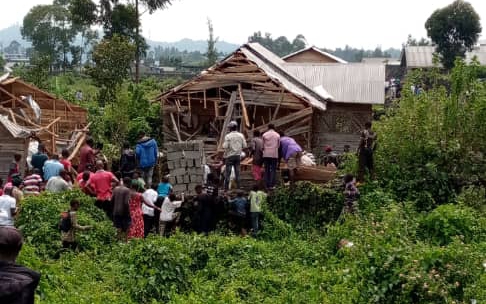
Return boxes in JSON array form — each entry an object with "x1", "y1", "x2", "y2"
[
  {"x1": 206, "y1": 18, "x2": 218, "y2": 67},
  {"x1": 21, "y1": 1, "x2": 78, "y2": 71},
  {"x1": 70, "y1": 0, "x2": 172, "y2": 82},
  {"x1": 425, "y1": 0, "x2": 482, "y2": 69},
  {"x1": 87, "y1": 34, "x2": 136, "y2": 105}
]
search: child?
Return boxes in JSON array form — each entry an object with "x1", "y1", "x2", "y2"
[
  {"x1": 248, "y1": 183, "x2": 267, "y2": 236},
  {"x1": 227, "y1": 190, "x2": 249, "y2": 237},
  {"x1": 132, "y1": 171, "x2": 145, "y2": 192},
  {"x1": 60, "y1": 199, "x2": 92, "y2": 250},
  {"x1": 160, "y1": 193, "x2": 183, "y2": 237},
  {"x1": 343, "y1": 174, "x2": 360, "y2": 214}
]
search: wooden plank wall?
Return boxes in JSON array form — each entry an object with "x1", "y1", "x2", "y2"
[
  {"x1": 312, "y1": 103, "x2": 372, "y2": 153},
  {"x1": 0, "y1": 125, "x2": 27, "y2": 181}
]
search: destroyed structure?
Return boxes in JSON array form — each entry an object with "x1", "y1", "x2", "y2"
[
  {"x1": 156, "y1": 42, "x2": 385, "y2": 163},
  {"x1": 0, "y1": 77, "x2": 88, "y2": 179}
]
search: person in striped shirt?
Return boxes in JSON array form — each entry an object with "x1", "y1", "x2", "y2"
[{"x1": 22, "y1": 169, "x2": 43, "y2": 196}]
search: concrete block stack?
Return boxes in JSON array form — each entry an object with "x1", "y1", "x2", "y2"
[{"x1": 164, "y1": 140, "x2": 205, "y2": 196}]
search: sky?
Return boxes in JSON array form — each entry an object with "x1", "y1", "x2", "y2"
[{"x1": 2, "y1": 0, "x2": 486, "y2": 49}]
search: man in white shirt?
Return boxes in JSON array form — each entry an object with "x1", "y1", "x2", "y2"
[
  {"x1": 0, "y1": 186, "x2": 17, "y2": 227},
  {"x1": 159, "y1": 193, "x2": 183, "y2": 236},
  {"x1": 142, "y1": 183, "x2": 160, "y2": 238},
  {"x1": 222, "y1": 121, "x2": 247, "y2": 191}
]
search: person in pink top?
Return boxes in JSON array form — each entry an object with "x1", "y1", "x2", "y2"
[
  {"x1": 90, "y1": 160, "x2": 119, "y2": 220},
  {"x1": 262, "y1": 124, "x2": 280, "y2": 189}
]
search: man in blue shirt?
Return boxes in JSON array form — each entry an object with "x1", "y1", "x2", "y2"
[
  {"x1": 135, "y1": 131, "x2": 158, "y2": 186},
  {"x1": 43, "y1": 154, "x2": 64, "y2": 181}
]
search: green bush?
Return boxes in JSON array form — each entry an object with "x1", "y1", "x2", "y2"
[
  {"x1": 418, "y1": 204, "x2": 485, "y2": 245},
  {"x1": 16, "y1": 190, "x2": 116, "y2": 258},
  {"x1": 268, "y1": 181, "x2": 343, "y2": 232}
]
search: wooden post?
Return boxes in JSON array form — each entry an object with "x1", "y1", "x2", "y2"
[
  {"x1": 217, "y1": 91, "x2": 237, "y2": 151},
  {"x1": 272, "y1": 89, "x2": 285, "y2": 120},
  {"x1": 170, "y1": 113, "x2": 182, "y2": 142},
  {"x1": 203, "y1": 90, "x2": 207, "y2": 109},
  {"x1": 187, "y1": 92, "x2": 192, "y2": 128},
  {"x1": 238, "y1": 83, "x2": 250, "y2": 128}
]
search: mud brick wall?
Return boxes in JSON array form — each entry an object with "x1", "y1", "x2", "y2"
[{"x1": 164, "y1": 140, "x2": 205, "y2": 196}]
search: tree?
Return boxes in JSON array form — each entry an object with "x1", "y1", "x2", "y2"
[
  {"x1": 69, "y1": 0, "x2": 173, "y2": 82},
  {"x1": 21, "y1": 1, "x2": 78, "y2": 71},
  {"x1": 248, "y1": 32, "x2": 307, "y2": 57},
  {"x1": 405, "y1": 34, "x2": 430, "y2": 47},
  {"x1": 87, "y1": 35, "x2": 136, "y2": 105},
  {"x1": 425, "y1": 0, "x2": 482, "y2": 69},
  {"x1": 206, "y1": 18, "x2": 218, "y2": 67}
]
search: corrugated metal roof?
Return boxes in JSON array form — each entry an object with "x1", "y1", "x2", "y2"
[
  {"x1": 282, "y1": 46, "x2": 348, "y2": 64},
  {"x1": 403, "y1": 46, "x2": 486, "y2": 67},
  {"x1": 284, "y1": 63, "x2": 385, "y2": 104},
  {"x1": 0, "y1": 114, "x2": 41, "y2": 138},
  {"x1": 242, "y1": 43, "x2": 327, "y2": 111}
]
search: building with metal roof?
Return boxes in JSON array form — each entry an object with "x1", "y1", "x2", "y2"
[
  {"x1": 282, "y1": 46, "x2": 348, "y2": 64},
  {"x1": 157, "y1": 43, "x2": 385, "y2": 154},
  {"x1": 401, "y1": 46, "x2": 486, "y2": 68}
]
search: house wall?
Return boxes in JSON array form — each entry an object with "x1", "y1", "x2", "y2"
[
  {"x1": 284, "y1": 50, "x2": 338, "y2": 63},
  {"x1": 0, "y1": 125, "x2": 27, "y2": 181},
  {"x1": 312, "y1": 102, "x2": 372, "y2": 153}
]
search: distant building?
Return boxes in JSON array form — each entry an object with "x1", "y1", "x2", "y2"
[
  {"x1": 282, "y1": 46, "x2": 348, "y2": 64},
  {"x1": 401, "y1": 45, "x2": 486, "y2": 69}
]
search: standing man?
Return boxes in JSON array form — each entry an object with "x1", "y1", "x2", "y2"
[
  {"x1": 78, "y1": 138, "x2": 97, "y2": 173},
  {"x1": 357, "y1": 122, "x2": 377, "y2": 182},
  {"x1": 111, "y1": 177, "x2": 132, "y2": 242},
  {"x1": 0, "y1": 186, "x2": 17, "y2": 227},
  {"x1": 249, "y1": 130, "x2": 264, "y2": 182},
  {"x1": 222, "y1": 121, "x2": 247, "y2": 191},
  {"x1": 31, "y1": 144, "x2": 48, "y2": 180},
  {"x1": 90, "y1": 160, "x2": 119, "y2": 220},
  {"x1": 135, "y1": 131, "x2": 158, "y2": 186},
  {"x1": 279, "y1": 132, "x2": 303, "y2": 185},
  {"x1": 43, "y1": 154, "x2": 64, "y2": 182},
  {"x1": 0, "y1": 227, "x2": 40, "y2": 303},
  {"x1": 7, "y1": 154, "x2": 22, "y2": 183},
  {"x1": 262, "y1": 124, "x2": 280, "y2": 190}
]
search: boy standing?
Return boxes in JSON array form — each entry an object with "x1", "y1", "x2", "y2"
[
  {"x1": 60, "y1": 199, "x2": 92, "y2": 250},
  {"x1": 343, "y1": 174, "x2": 360, "y2": 214},
  {"x1": 248, "y1": 184, "x2": 267, "y2": 236},
  {"x1": 227, "y1": 190, "x2": 249, "y2": 237}
]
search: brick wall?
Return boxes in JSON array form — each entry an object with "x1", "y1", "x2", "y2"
[{"x1": 164, "y1": 140, "x2": 205, "y2": 196}]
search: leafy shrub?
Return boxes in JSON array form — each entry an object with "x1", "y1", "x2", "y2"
[
  {"x1": 116, "y1": 237, "x2": 192, "y2": 303},
  {"x1": 17, "y1": 190, "x2": 116, "y2": 258},
  {"x1": 418, "y1": 204, "x2": 485, "y2": 245},
  {"x1": 268, "y1": 181, "x2": 343, "y2": 231}
]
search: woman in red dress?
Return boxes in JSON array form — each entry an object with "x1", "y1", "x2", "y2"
[{"x1": 127, "y1": 182, "x2": 144, "y2": 239}]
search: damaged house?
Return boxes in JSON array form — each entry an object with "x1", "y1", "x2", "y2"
[
  {"x1": 157, "y1": 42, "x2": 385, "y2": 161},
  {"x1": 0, "y1": 77, "x2": 88, "y2": 179}
]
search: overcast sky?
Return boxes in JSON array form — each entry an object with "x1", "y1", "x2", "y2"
[{"x1": 2, "y1": 0, "x2": 486, "y2": 49}]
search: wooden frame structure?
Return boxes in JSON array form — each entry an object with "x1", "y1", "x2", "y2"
[
  {"x1": 157, "y1": 43, "x2": 386, "y2": 159},
  {"x1": 0, "y1": 77, "x2": 88, "y2": 155},
  {"x1": 156, "y1": 43, "x2": 328, "y2": 159}
]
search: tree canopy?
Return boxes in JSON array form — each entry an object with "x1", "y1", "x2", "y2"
[{"x1": 425, "y1": 0, "x2": 482, "y2": 69}]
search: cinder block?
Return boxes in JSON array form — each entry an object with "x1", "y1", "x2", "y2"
[
  {"x1": 183, "y1": 175, "x2": 190, "y2": 183},
  {"x1": 170, "y1": 168, "x2": 186, "y2": 176},
  {"x1": 184, "y1": 150, "x2": 201, "y2": 159},
  {"x1": 186, "y1": 159, "x2": 194, "y2": 167},
  {"x1": 194, "y1": 158, "x2": 202, "y2": 167},
  {"x1": 173, "y1": 184, "x2": 187, "y2": 193},
  {"x1": 169, "y1": 176, "x2": 176, "y2": 184},
  {"x1": 167, "y1": 161, "x2": 175, "y2": 170},
  {"x1": 167, "y1": 151, "x2": 182, "y2": 161}
]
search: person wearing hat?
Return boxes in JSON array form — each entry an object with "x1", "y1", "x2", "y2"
[
  {"x1": 0, "y1": 226, "x2": 40, "y2": 304},
  {"x1": 222, "y1": 121, "x2": 247, "y2": 191}
]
